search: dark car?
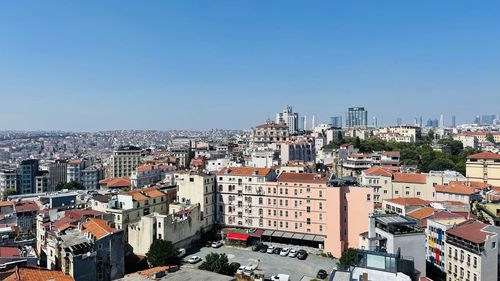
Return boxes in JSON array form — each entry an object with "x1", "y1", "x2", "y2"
[
  {"x1": 228, "y1": 262, "x2": 241, "y2": 275},
  {"x1": 297, "y1": 249, "x2": 308, "y2": 260},
  {"x1": 316, "y1": 269, "x2": 328, "y2": 279},
  {"x1": 259, "y1": 244, "x2": 269, "y2": 253},
  {"x1": 272, "y1": 247, "x2": 282, "y2": 254}
]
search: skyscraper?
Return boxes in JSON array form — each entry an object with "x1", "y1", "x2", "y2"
[
  {"x1": 330, "y1": 116, "x2": 343, "y2": 128},
  {"x1": 276, "y1": 105, "x2": 299, "y2": 133},
  {"x1": 346, "y1": 107, "x2": 368, "y2": 128},
  {"x1": 451, "y1": 115, "x2": 456, "y2": 128},
  {"x1": 311, "y1": 114, "x2": 316, "y2": 129},
  {"x1": 439, "y1": 114, "x2": 445, "y2": 129},
  {"x1": 19, "y1": 159, "x2": 39, "y2": 194}
]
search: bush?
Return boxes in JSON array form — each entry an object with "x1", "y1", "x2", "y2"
[
  {"x1": 145, "y1": 240, "x2": 178, "y2": 267},
  {"x1": 199, "y1": 252, "x2": 230, "y2": 275}
]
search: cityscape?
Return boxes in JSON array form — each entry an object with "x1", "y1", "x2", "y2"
[{"x1": 1, "y1": 1, "x2": 500, "y2": 281}]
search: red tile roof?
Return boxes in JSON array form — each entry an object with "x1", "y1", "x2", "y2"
[
  {"x1": 0, "y1": 247, "x2": 20, "y2": 258},
  {"x1": 65, "y1": 209, "x2": 104, "y2": 220},
  {"x1": 467, "y1": 152, "x2": 500, "y2": 160},
  {"x1": 122, "y1": 187, "x2": 166, "y2": 201},
  {"x1": 218, "y1": 167, "x2": 272, "y2": 177},
  {"x1": 14, "y1": 201, "x2": 39, "y2": 213},
  {"x1": 278, "y1": 172, "x2": 331, "y2": 183},
  {"x1": 363, "y1": 166, "x2": 393, "y2": 177},
  {"x1": 383, "y1": 151, "x2": 400, "y2": 156},
  {"x1": 99, "y1": 177, "x2": 131, "y2": 188},
  {"x1": 392, "y1": 173, "x2": 427, "y2": 184},
  {"x1": 82, "y1": 218, "x2": 118, "y2": 239},
  {"x1": 407, "y1": 207, "x2": 435, "y2": 220},
  {"x1": 0, "y1": 201, "x2": 14, "y2": 207},
  {"x1": 3, "y1": 266, "x2": 74, "y2": 281},
  {"x1": 447, "y1": 220, "x2": 497, "y2": 243},
  {"x1": 434, "y1": 183, "x2": 479, "y2": 195},
  {"x1": 385, "y1": 197, "x2": 428, "y2": 207}
]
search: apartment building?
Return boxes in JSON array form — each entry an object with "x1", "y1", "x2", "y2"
[
  {"x1": 273, "y1": 140, "x2": 315, "y2": 164},
  {"x1": 19, "y1": 159, "x2": 39, "y2": 194},
  {"x1": 176, "y1": 171, "x2": 217, "y2": 230},
  {"x1": 108, "y1": 146, "x2": 142, "y2": 178},
  {"x1": 35, "y1": 171, "x2": 50, "y2": 193},
  {"x1": 361, "y1": 167, "x2": 466, "y2": 203},
  {"x1": 81, "y1": 165, "x2": 104, "y2": 190},
  {"x1": 445, "y1": 220, "x2": 499, "y2": 281},
  {"x1": 104, "y1": 187, "x2": 168, "y2": 237},
  {"x1": 130, "y1": 163, "x2": 174, "y2": 188},
  {"x1": 0, "y1": 169, "x2": 18, "y2": 196},
  {"x1": 67, "y1": 159, "x2": 84, "y2": 183},
  {"x1": 434, "y1": 182, "x2": 482, "y2": 205},
  {"x1": 466, "y1": 152, "x2": 500, "y2": 186},
  {"x1": 252, "y1": 121, "x2": 289, "y2": 147},
  {"x1": 48, "y1": 159, "x2": 68, "y2": 191},
  {"x1": 426, "y1": 214, "x2": 468, "y2": 273},
  {"x1": 378, "y1": 125, "x2": 422, "y2": 143},
  {"x1": 216, "y1": 167, "x2": 276, "y2": 229}
]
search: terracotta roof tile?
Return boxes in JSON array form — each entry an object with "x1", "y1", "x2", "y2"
[
  {"x1": 363, "y1": 166, "x2": 393, "y2": 177},
  {"x1": 435, "y1": 183, "x2": 479, "y2": 195},
  {"x1": 385, "y1": 197, "x2": 428, "y2": 206},
  {"x1": 217, "y1": 167, "x2": 272, "y2": 177},
  {"x1": 122, "y1": 187, "x2": 166, "y2": 201},
  {"x1": 99, "y1": 177, "x2": 131, "y2": 188},
  {"x1": 467, "y1": 152, "x2": 500, "y2": 160},
  {"x1": 4, "y1": 266, "x2": 74, "y2": 281},
  {"x1": 14, "y1": 201, "x2": 39, "y2": 213},
  {"x1": 0, "y1": 201, "x2": 14, "y2": 207},
  {"x1": 447, "y1": 220, "x2": 497, "y2": 243},
  {"x1": 407, "y1": 207, "x2": 436, "y2": 220},
  {"x1": 392, "y1": 173, "x2": 427, "y2": 184},
  {"x1": 82, "y1": 218, "x2": 117, "y2": 239},
  {"x1": 0, "y1": 247, "x2": 20, "y2": 258}
]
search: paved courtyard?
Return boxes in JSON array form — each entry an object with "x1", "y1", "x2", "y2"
[{"x1": 185, "y1": 244, "x2": 337, "y2": 281}]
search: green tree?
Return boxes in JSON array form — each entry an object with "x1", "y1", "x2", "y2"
[
  {"x1": 2, "y1": 188, "x2": 17, "y2": 198},
  {"x1": 339, "y1": 248, "x2": 357, "y2": 269},
  {"x1": 427, "y1": 129, "x2": 435, "y2": 141},
  {"x1": 486, "y1": 133, "x2": 495, "y2": 143},
  {"x1": 56, "y1": 181, "x2": 85, "y2": 191},
  {"x1": 145, "y1": 240, "x2": 178, "y2": 267},
  {"x1": 354, "y1": 137, "x2": 361, "y2": 150},
  {"x1": 427, "y1": 158, "x2": 456, "y2": 171},
  {"x1": 199, "y1": 252, "x2": 230, "y2": 275},
  {"x1": 437, "y1": 138, "x2": 464, "y2": 155}
]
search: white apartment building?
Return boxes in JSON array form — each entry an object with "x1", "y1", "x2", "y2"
[
  {"x1": 130, "y1": 163, "x2": 175, "y2": 188},
  {"x1": 108, "y1": 146, "x2": 142, "y2": 178},
  {"x1": 67, "y1": 159, "x2": 83, "y2": 183},
  {"x1": 378, "y1": 125, "x2": 422, "y2": 143},
  {"x1": 445, "y1": 220, "x2": 499, "y2": 281},
  {"x1": 216, "y1": 167, "x2": 277, "y2": 229},
  {"x1": 175, "y1": 171, "x2": 216, "y2": 231}
]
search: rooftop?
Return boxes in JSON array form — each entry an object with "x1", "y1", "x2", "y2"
[
  {"x1": 3, "y1": 266, "x2": 74, "y2": 281},
  {"x1": 278, "y1": 172, "x2": 331, "y2": 183},
  {"x1": 467, "y1": 151, "x2": 500, "y2": 160},
  {"x1": 447, "y1": 220, "x2": 497, "y2": 243},
  {"x1": 392, "y1": 173, "x2": 427, "y2": 184},
  {"x1": 363, "y1": 166, "x2": 393, "y2": 177},
  {"x1": 434, "y1": 182, "x2": 479, "y2": 195},
  {"x1": 217, "y1": 167, "x2": 272, "y2": 176},
  {"x1": 82, "y1": 218, "x2": 118, "y2": 239},
  {"x1": 385, "y1": 197, "x2": 428, "y2": 207}
]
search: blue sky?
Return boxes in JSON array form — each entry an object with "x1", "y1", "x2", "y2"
[{"x1": 0, "y1": 1, "x2": 499, "y2": 131}]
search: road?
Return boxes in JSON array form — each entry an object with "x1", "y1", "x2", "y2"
[{"x1": 186, "y1": 245, "x2": 337, "y2": 281}]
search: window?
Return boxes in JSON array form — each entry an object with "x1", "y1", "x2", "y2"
[
  {"x1": 306, "y1": 218, "x2": 311, "y2": 225},
  {"x1": 367, "y1": 194, "x2": 371, "y2": 201},
  {"x1": 306, "y1": 187, "x2": 311, "y2": 192},
  {"x1": 319, "y1": 225, "x2": 323, "y2": 232},
  {"x1": 158, "y1": 222, "x2": 161, "y2": 228},
  {"x1": 158, "y1": 234, "x2": 162, "y2": 239},
  {"x1": 493, "y1": 242, "x2": 497, "y2": 248},
  {"x1": 306, "y1": 206, "x2": 311, "y2": 213},
  {"x1": 285, "y1": 211, "x2": 288, "y2": 217},
  {"x1": 319, "y1": 202, "x2": 323, "y2": 210},
  {"x1": 473, "y1": 257, "x2": 477, "y2": 268},
  {"x1": 319, "y1": 190, "x2": 322, "y2": 198}
]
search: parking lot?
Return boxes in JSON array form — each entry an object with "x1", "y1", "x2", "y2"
[{"x1": 185, "y1": 244, "x2": 337, "y2": 281}]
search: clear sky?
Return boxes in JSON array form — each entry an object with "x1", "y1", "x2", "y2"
[{"x1": 0, "y1": 1, "x2": 499, "y2": 131}]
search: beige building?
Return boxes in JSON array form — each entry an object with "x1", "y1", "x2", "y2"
[
  {"x1": 378, "y1": 125, "x2": 422, "y2": 143},
  {"x1": 216, "y1": 167, "x2": 276, "y2": 229},
  {"x1": 128, "y1": 203, "x2": 204, "y2": 256},
  {"x1": 107, "y1": 146, "x2": 142, "y2": 178},
  {"x1": 252, "y1": 121, "x2": 289, "y2": 147},
  {"x1": 445, "y1": 220, "x2": 499, "y2": 281},
  {"x1": 103, "y1": 187, "x2": 168, "y2": 238},
  {"x1": 466, "y1": 152, "x2": 500, "y2": 186},
  {"x1": 176, "y1": 171, "x2": 216, "y2": 230},
  {"x1": 361, "y1": 167, "x2": 466, "y2": 203}
]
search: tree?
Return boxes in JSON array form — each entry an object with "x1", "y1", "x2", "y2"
[
  {"x1": 145, "y1": 239, "x2": 178, "y2": 267},
  {"x1": 199, "y1": 252, "x2": 230, "y2": 275},
  {"x1": 486, "y1": 132, "x2": 495, "y2": 143},
  {"x1": 56, "y1": 181, "x2": 84, "y2": 191},
  {"x1": 354, "y1": 137, "x2": 361, "y2": 150},
  {"x1": 2, "y1": 188, "x2": 17, "y2": 198},
  {"x1": 427, "y1": 129, "x2": 435, "y2": 141},
  {"x1": 427, "y1": 158, "x2": 456, "y2": 171},
  {"x1": 338, "y1": 248, "x2": 357, "y2": 269}
]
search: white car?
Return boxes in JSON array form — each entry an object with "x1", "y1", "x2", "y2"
[
  {"x1": 266, "y1": 246, "x2": 275, "y2": 254},
  {"x1": 236, "y1": 265, "x2": 245, "y2": 275},
  {"x1": 187, "y1": 256, "x2": 201, "y2": 264},
  {"x1": 288, "y1": 249, "x2": 297, "y2": 257},
  {"x1": 211, "y1": 241, "x2": 223, "y2": 248},
  {"x1": 279, "y1": 248, "x2": 290, "y2": 256},
  {"x1": 243, "y1": 266, "x2": 254, "y2": 277},
  {"x1": 176, "y1": 248, "x2": 186, "y2": 258}
]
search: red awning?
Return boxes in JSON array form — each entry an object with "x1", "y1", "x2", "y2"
[{"x1": 226, "y1": 232, "x2": 250, "y2": 241}]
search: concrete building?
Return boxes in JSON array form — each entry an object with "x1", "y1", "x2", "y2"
[
  {"x1": 128, "y1": 203, "x2": 204, "y2": 256},
  {"x1": 48, "y1": 159, "x2": 68, "y2": 191},
  {"x1": 360, "y1": 214, "x2": 426, "y2": 277},
  {"x1": 0, "y1": 169, "x2": 18, "y2": 197},
  {"x1": 67, "y1": 159, "x2": 84, "y2": 183},
  {"x1": 108, "y1": 146, "x2": 142, "y2": 178},
  {"x1": 35, "y1": 170, "x2": 50, "y2": 193},
  {"x1": 378, "y1": 125, "x2": 422, "y2": 143},
  {"x1": 273, "y1": 140, "x2": 315, "y2": 164},
  {"x1": 216, "y1": 167, "x2": 276, "y2": 229},
  {"x1": 247, "y1": 149, "x2": 279, "y2": 168},
  {"x1": 445, "y1": 220, "x2": 499, "y2": 281},
  {"x1": 18, "y1": 159, "x2": 39, "y2": 194},
  {"x1": 130, "y1": 163, "x2": 174, "y2": 189},
  {"x1": 324, "y1": 178, "x2": 374, "y2": 258},
  {"x1": 81, "y1": 165, "x2": 104, "y2": 190},
  {"x1": 276, "y1": 105, "x2": 299, "y2": 133},
  {"x1": 330, "y1": 116, "x2": 343, "y2": 128},
  {"x1": 466, "y1": 152, "x2": 500, "y2": 186},
  {"x1": 252, "y1": 120, "x2": 289, "y2": 147},
  {"x1": 434, "y1": 182, "x2": 482, "y2": 205},
  {"x1": 176, "y1": 171, "x2": 217, "y2": 231},
  {"x1": 346, "y1": 107, "x2": 368, "y2": 128}
]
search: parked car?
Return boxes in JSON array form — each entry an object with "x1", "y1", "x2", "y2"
[
  {"x1": 211, "y1": 241, "x2": 223, "y2": 248},
  {"x1": 236, "y1": 265, "x2": 245, "y2": 275},
  {"x1": 176, "y1": 248, "x2": 186, "y2": 258},
  {"x1": 279, "y1": 248, "x2": 290, "y2": 257},
  {"x1": 187, "y1": 256, "x2": 201, "y2": 264},
  {"x1": 229, "y1": 262, "x2": 241, "y2": 275},
  {"x1": 297, "y1": 249, "x2": 308, "y2": 260},
  {"x1": 288, "y1": 249, "x2": 297, "y2": 257},
  {"x1": 266, "y1": 246, "x2": 275, "y2": 254},
  {"x1": 243, "y1": 266, "x2": 254, "y2": 277},
  {"x1": 272, "y1": 247, "x2": 283, "y2": 254},
  {"x1": 260, "y1": 244, "x2": 269, "y2": 253},
  {"x1": 316, "y1": 269, "x2": 328, "y2": 279}
]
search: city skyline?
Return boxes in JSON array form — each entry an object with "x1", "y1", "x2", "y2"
[{"x1": 1, "y1": 1, "x2": 500, "y2": 131}]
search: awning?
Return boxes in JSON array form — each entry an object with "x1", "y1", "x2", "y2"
[
  {"x1": 262, "y1": 230, "x2": 274, "y2": 236},
  {"x1": 303, "y1": 234, "x2": 315, "y2": 241},
  {"x1": 282, "y1": 232, "x2": 294, "y2": 239},
  {"x1": 292, "y1": 233, "x2": 304, "y2": 240},
  {"x1": 313, "y1": 236, "x2": 325, "y2": 242},
  {"x1": 227, "y1": 233, "x2": 250, "y2": 241},
  {"x1": 272, "y1": 231, "x2": 284, "y2": 238}
]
